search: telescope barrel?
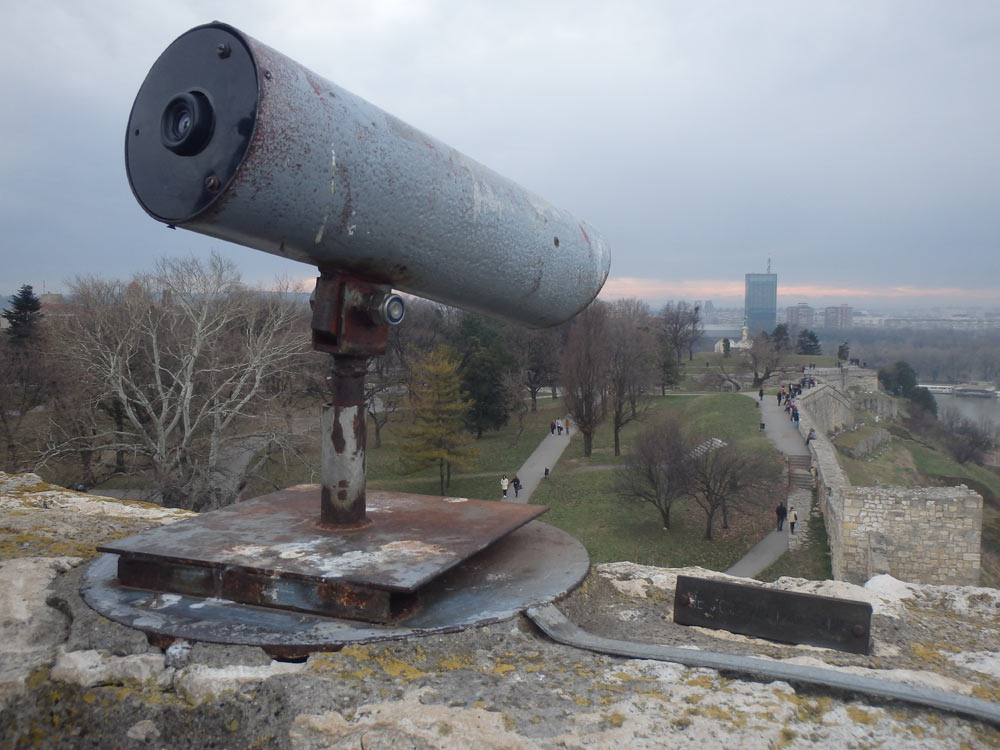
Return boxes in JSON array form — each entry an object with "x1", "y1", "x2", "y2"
[{"x1": 125, "y1": 23, "x2": 610, "y2": 327}]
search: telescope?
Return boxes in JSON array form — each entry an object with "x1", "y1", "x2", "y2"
[
  {"x1": 86, "y1": 22, "x2": 603, "y2": 648},
  {"x1": 124, "y1": 22, "x2": 609, "y2": 329}
]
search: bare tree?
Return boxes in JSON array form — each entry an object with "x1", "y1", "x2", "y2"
[
  {"x1": 616, "y1": 416, "x2": 690, "y2": 529},
  {"x1": 0, "y1": 333, "x2": 54, "y2": 471},
  {"x1": 686, "y1": 438, "x2": 777, "y2": 540},
  {"x1": 940, "y1": 408, "x2": 997, "y2": 465},
  {"x1": 745, "y1": 332, "x2": 783, "y2": 389},
  {"x1": 502, "y1": 370, "x2": 529, "y2": 448},
  {"x1": 660, "y1": 301, "x2": 703, "y2": 362},
  {"x1": 607, "y1": 299, "x2": 656, "y2": 456},
  {"x1": 562, "y1": 301, "x2": 610, "y2": 457},
  {"x1": 46, "y1": 254, "x2": 310, "y2": 510},
  {"x1": 504, "y1": 325, "x2": 562, "y2": 412}
]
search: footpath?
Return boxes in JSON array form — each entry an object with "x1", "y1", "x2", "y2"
[
  {"x1": 725, "y1": 392, "x2": 813, "y2": 577},
  {"x1": 505, "y1": 398, "x2": 813, "y2": 580},
  {"x1": 505, "y1": 419, "x2": 575, "y2": 503}
]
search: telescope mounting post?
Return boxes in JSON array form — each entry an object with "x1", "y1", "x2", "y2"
[{"x1": 310, "y1": 271, "x2": 399, "y2": 527}]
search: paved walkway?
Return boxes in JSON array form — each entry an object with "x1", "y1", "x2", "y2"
[
  {"x1": 505, "y1": 418, "x2": 575, "y2": 503},
  {"x1": 725, "y1": 391, "x2": 812, "y2": 578}
]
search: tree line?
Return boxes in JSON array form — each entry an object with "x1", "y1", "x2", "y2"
[{"x1": 0, "y1": 257, "x2": 708, "y2": 507}]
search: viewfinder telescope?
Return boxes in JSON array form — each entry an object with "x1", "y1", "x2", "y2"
[{"x1": 125, "y1": 22, "x2": 610, "y2": 328}]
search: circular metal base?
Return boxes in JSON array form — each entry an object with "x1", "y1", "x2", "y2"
[{"x1": 81, "y1": 520, "x2": 589, "y2": 655}]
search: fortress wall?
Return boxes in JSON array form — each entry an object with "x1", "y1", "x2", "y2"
[
  {"x1": 795, "y1": 380, "x2": 983, "y2": 586},
  {"x1": 839, "y1": 486, "x2": 983, "y2": 585}
]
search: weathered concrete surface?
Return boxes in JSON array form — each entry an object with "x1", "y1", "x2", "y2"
[{"x1": 2, "y1": 472, "x2": 999, "y2": 749}]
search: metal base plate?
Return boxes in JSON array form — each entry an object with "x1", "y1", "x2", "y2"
[
  {"x1": 82, "y1": 519, "x2": 589, "y2": 655},
  {"x1": 97, "y1": 487, "x2": 547, "y2": 622}
]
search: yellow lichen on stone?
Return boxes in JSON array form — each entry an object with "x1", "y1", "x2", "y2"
[
  {"x1": 683, "y1": 673, "x2": 716, "y2": 690},
  {"x1": 607, "y1": 712, "x2": 625, "y2": 727},
  {"x1": 435, "y1": 653, "x2": 473, "y2": 671},
  {"x1": 774, "y1": 692, "x2": 834, "y2": 724},
  {"x1": 777, "y1": 727, "x2": 797, "y2": 747},
  {"x1": 379, "y1": 658, "x2": 424, "y2": 681},
  {"x1": 846, "y1": 706, "x2": 878, "y2": 725},
  {"x1": 27, "y1": 668, "x2": 50, "y2": 691},
  {"x1": 226, "y1": 719, "x2": 239, "y2": 732},
  {"x1": 491, "y1": 662, "x2": 516, "y2": 676}
]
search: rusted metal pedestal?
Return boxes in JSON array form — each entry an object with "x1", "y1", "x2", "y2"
[
  {"x1": 82, "y1": 488, "x2": 588, "y2": 656},
  {"x1": 96, "y1": 486, "x2": 549, "y2": 624}
]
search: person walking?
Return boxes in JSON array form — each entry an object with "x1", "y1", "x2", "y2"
[
  {"x1": 776, "y1": 502, "x2": 787, "y2": 531},
  {"x1": 550, "y1": 420, "x2": 556, "y2": 435},
  {"x1": 789, "y1": 506, "x2": 798, "y2": 534},
  {"x1": 563, "y1": 418, "x2": 570, "y2": 436},
  {"x1": 512, "y1": 475, "x2": 521, "y2": 498},
  {"x1": 758, "y1": 388, "x2": 764, "y2": 401},
  {"x1": 500, "y1": 474, "x2": 509, "y2": 499},
  {"x1": 557, "y1": 420, "x2": 563, "y2": 435}
]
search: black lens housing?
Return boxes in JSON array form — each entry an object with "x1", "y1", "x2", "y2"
[{"x1": 160, "y1": 91, "x2": 214, "y2": 156}]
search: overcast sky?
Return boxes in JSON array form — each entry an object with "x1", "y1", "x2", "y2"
[{"x1": 2, "y1": 1, "x2": 998, "y2": 311}]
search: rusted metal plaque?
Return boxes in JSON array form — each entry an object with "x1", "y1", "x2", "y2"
[
  {"x1": 99, "y1": 486, "x2": 546, "y2": 622},
  {"x1": 673, "y1": 575, "x2": 872, "y2": 654}
]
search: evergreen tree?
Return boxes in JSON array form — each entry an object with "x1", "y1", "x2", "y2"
[
  {"x1": 454, "y1": 313, "x2": 514, "y2": 438},
  {"x1": 398, "y1": 346, "x2": 479, "y2": 494},
  {"x1": 770, "y1": 323, "x2": 792, "y2": 352},
  {"x1": 878, "y1": 360, "x2": 918, "y2": 397},
  {"x1": 837, "y1": 341, "x2": 850, "y2": 361},
  {"x1": 2, "y1": 285, "x2": 42, "y2": 344},
  {"x1": 795, "y1": 328, "x2": 822, "y2": 355},
  {"x1": 658, "y1": 341, "x2": 682, "y2": 393}
]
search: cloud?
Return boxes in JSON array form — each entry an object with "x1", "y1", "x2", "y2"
[
  {"x1": 1, "y1": 2, "x2": 998, "y2": 309},
  {"x1": 601, "y1": 277, "x2": 1000, "y2": 308}
]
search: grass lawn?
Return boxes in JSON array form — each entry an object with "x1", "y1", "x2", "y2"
[
  {"x1": 248, "y1": 399, "x2": 571, "y2": 501},
  {"x1": 531, "y1": 393, "x2": 782, "y2": 571},
  {"x1": 248, "y1": 391, "x2": 785, "y2": 574}
]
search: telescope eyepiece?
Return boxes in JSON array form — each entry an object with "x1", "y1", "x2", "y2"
[{"x1": 161, "y1": 91, "x2": 214, "y2": 156}]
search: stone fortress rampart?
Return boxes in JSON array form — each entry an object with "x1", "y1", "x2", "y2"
[{"x1": 793, "y1": 372, "x2": 983, "y2": 586}]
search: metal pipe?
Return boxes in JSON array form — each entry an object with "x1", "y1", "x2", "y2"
[
  {"x1": 320, "y1": 355, "x2": 368, "y2": 526},
  {"x1": 125, "y1": 22, "x2": 610, "y2": 328}
]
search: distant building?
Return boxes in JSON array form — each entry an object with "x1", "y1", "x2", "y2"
[
  {"x1": 824, "y1": 304, "x2": 853, "y2": 330},
  {"x1": 786, "y1": 303, "x2": 815, "y2": 331},
  {"x1": 744, "y1": 273, "x2": 777, "y2": 337},
  {"x1": 714, "y1": 325, "x2": 753, "y2": 354}
]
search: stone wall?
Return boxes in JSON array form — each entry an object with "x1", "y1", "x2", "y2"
[
  {"x1": 839, "y1": 486, "x2": 983, "y2": 585},
  {"x1": 796, "y1": 379, "x2": 984, "y2": 586},
  {"x1": 798, "y1": 384, "x2": 853, "y2": 434},
  {"x1": 6, "y1": 473, "x2": 999, "y2": 748}
]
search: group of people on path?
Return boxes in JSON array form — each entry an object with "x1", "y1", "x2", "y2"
[
  {"x1": 775, "y1": 502, "x2": 798, "y2": 533},
  {"x1": 500, "y1": 473, "x2": 522, "y2": 499},
  {"x1": 550, "y1": 418, "x2": 570, "y2": 435}
]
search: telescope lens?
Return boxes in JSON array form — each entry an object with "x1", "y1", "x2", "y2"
[
  {"x1": 384, "y1": 295, "x2": 405, "y2": 325},
  {"x1": 161, "y1": 91, "x2": 214, "y2": 156}
]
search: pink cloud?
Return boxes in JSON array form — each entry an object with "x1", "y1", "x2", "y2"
[{"x1": 600, "y1": 277, "x2": 1000, "y2": 306}]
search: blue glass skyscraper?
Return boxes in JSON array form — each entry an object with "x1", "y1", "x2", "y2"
[{"x1": 744, "y1": 273, "x2": 777, "y2": 337}]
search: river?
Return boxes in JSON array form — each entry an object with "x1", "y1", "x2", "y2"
[{"x1": 933, "y1": 393, "x2": 1000, "y2": 431}]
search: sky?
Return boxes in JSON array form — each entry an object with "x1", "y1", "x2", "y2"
[{"x1": 2, "y1": 1, "x2": 999, "y2": 311}]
